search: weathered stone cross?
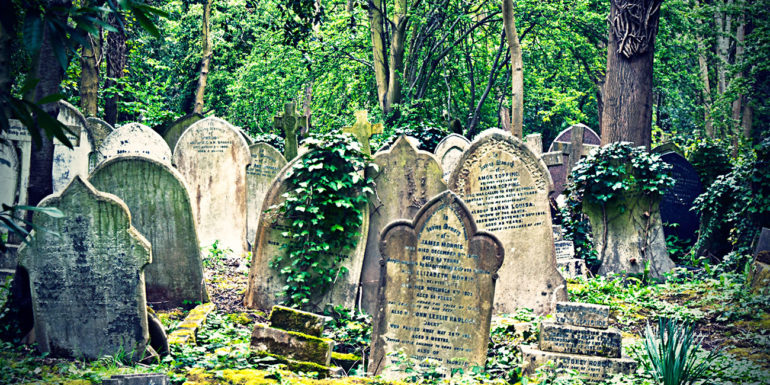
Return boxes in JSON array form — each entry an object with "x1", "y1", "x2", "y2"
[
  {"x1": 273, "y1": 102, "x2": 309, "y2": 160},
  {"x1": 541, "y1": 124, "x2": 599, "y2": 171},
  {"x1": 342, "y1": 110, "x2": 383, "y2": 156}
]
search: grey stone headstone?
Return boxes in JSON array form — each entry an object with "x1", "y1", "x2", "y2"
[
  {"x1": 158, "y1": 113, "x2": 203, "y2": 152},
  {"x1": 555, "y1": 302, "x2": 609, "y2": 329},
  {"x1": 53, "y1": 101, "x2": 93, "y2": 193},
  {"x1": 18, "y1": 176, "x2": 151, "y2": 361},
  {"x1": 652, "y1": 145, "x2": 703, "y2": 244},
  {"x1": 86, "y1": 117, "x2": 114, "y2": 149},
  {"x1": 543, "y1": 124, "x2": 601, "y2": 198},
  {"x1": 90, "y1": 156, "x2": 208, "y2": 309},
  {"x1": 97, "y1": 123, "x2": 172, "y2": 166},
  {"x1": 246, "y1": 143, "x2": 287, "y2": 247},
  {"x1": 433, "y1": 134, "x2": 470, "y2": 182},
  {"x1": 0, "y1": 141, "x2": 20, "y2": 210}
]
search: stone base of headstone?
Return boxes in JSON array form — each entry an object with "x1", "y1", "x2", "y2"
[
  {"x1": 749, "y1": 261, "x2": 770, "y2": 295},
  {"x1": 250, "y1": 323, "x2": 333, "y2": 366},
  {"x1": 268, "y1": 305, "x2": 331, "y2": 337},
  {"x1": 557, "y1": 259, "x2": 588, "y2": 279},
  {"x1": 555, "y1": 302, "x2": 609, "y2": 329},
  {"x1": 168, "y1": 303, "x2": 216, "y2": 345},
  {"x1": 539, "y1": 321, "x2": 622, "y2": 357},
  {"x1": 520, "y1": 345, "x2": 636, "y2": 382},
  {"x1": 102, "y1": 373, "x2": 169, "y2": 385}
]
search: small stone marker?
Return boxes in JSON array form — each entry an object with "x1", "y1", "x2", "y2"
[
  {"x1": 433, "y1": 134, "x2": 470, "y2": 182},
  {"x1": 102, "y1": 373, "x2": 169, "y2": 385},
  {"x1": 369, "y1": 191, "x2": 504, "y2": 377},
  {"x1": 246, "y1": 143, "x2": 287, "y2": 247},
  {"x1": 252, "y1": 305, "x2": 334, "y2": 366},
  {"x1": 652, "y1": 144, "x2": 703, "y2": 243},
  {"x1": 554, "y1": 240, "x2": 575, "y2": 260},
  {"x1": 269, "y1": 305, "x2": 331, "y2": 337},
  {"x1": 542, "y1": 124, "x2": 601, "y2": 198},
  {"x1": 448, "y1": 129, "x2": 567, "y2": 314},
  {"x1": 749, "y1": 228, "x2": 770, "y2": 294},
  {"x1": 342, "y1": 110, "x2": 383, "y2": 156},
  {"x1": 18, "y1": 176, "x2": 151, "y2": 361},
  {"x1": 360, "y1": 136, "x2": 447, "y2": 315},
  {"x1": 173, "y1": 117, "x2": 251, "y2": 256},
  {"x1": 97, "y1": 122, "x2": 173, "y2": 166},
  {"x1": 53, "y1": 101, "x2": 93, "y2": 193},
  {"x1": 521, "y1": 302, "x2": 636, "y2": 382},
  {"x1": 167, "y1": 303, "x2": 216, "y2": 345},
  {"x1": 158, "y1": 113, "x2": 203, "y2": 152},
  {"x1": 89, "y1": 156, "x2": 208, "y2": 309},
  {"x1": 273, "y1": 102, "x2": 309, "y2": 160}
]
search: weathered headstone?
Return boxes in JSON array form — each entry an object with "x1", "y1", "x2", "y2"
[
  {"x1": 158, "y1": 113, "x2": 203, "y2": 152},
  {"x1": 652, "y1": 144, "x2": 703, "y2": 244},
  {"x1": 90, "y1": 156, "x2": 208, "y2": 309},
  {"x1": 251, "y1": 305, "x2": 334, "y2": 366},
  {"x1": 86, "y1": 117, "x2": 114, "y2": 149},
  {"x1": 359, "y1": 136, "x2": 447, "y2": 315},
  {"x1": 525, "y1": 133, "x2": 543, "y2": 156},
  {"x1": 97, "y1": 122, "x2": 173, "y2": 166},
  {"x1": 53, "y1": 101, "x2": 94, "y2": 193},
  {"x1": 434, "y1": 134, "x2": 470, "y2": 182},
  {"x1": 342, "y1": 110, "x2": 382, "y2": 156},
  {"x1": 0, "y1": 120, "x2": 32, "y2": 265},
  {"x1": 749, "y1": 228, "x2": 770, "y2": 294},
  {"x1": 448, "y1": 129, "x2": 567, "y2": 315},
  {"x1": 17, "y1": 176, "x2": 151, "y2": 361},
  {"x1": 369, "y1": 191, "x2": 504, "y2": 377},
  {"x1": 173, "y1": 117, "x2": 251, "y2": 256},
  {"x1": 542, "y1": 124, "x2": 601, "y2": 198},
  {"x1": 0, "y1": 141, "x2": 20, "y2": 210},
  {"x1": 246, "y1": 143, "x2": 287, "y2": 247},
  {"x1": 273, "y1": 102, "x2": 309, "y2": 160}
]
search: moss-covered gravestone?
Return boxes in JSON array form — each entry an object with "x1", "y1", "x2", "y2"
[
  {"x1": 158, "y1": 113, "x2": 203, "y2": 152},
  {"x1": 342, "y1": 110, "x2": 382, "y2": 156},
  {"x1": 246, "y1": 143, "x2": 287, "y2": 247},
  {"x1": 90, "y1": 156, "x2": 208, "y2": 309},
  {"x1": 359, "y1": 136, "x2": 447, "y2": 315},
  {"x1": 251, "y1": 305, "x2": 333, "y2": 366},
  {"x1": 273, "y1": 103, "x2": 309, "y2": 160},
  {"x1": 18, "y1": 176, "x2": 151, "y2": 361},
  {"x1": 96, "y1": 123, "x2": 172, "y2": 167},
  {"x1": 749, "y1": 228, "x2": 770, "y2": 294},
  {"x1": 448, "y1": 129, "x2": 567, "y2": 315},
  {"x1": 370, "y1": 191, "x2": 503, "y2": 377},
  {"x1": 433, "y1": 134, "x2": 470, "y2": 182}
]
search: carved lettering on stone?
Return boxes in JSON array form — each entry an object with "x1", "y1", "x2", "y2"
[{"x1": 97, "y1": 122, "x2": 173, "y2": 166}]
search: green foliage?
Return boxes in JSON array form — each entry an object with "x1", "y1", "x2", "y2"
[
  {"x1": 375, "y1": 124, "x2": 449, "y2": 153},
  {"x1": 639, "y1": 318, "x2": 720, "y2": 385},
  {"x1": 686, "y1": 140, "x2": 731, "y2": 189},
  {"x1": 323, "y1": 306, "x2": 371, "y2": 359},
  {"x1": 0, "y1": 205, "x2": 63, "y2": 252},
  {"x1": 270, "y1": 131, "x2": 374, "y2": 308},
  {"x1": 251, "y1": 132, "x2": 285, "y2": 154}
]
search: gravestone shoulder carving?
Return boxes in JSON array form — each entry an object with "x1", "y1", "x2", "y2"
[
  {"x1": 434, "y1": 134, "x2": 470, "y2": 182},
  {"x1": 97, "y1": 122, "x2": 173, "y2": 166}
]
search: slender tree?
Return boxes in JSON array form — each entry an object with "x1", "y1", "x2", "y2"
[
  {"x1": 79, "y1": 30, "x2": 101, "y2": 117},
  {"x1": 104, "y1": 10, "x2": 126, "y2": 125},
  {"x1": 193, "y1": 0, "x2": 213, "y2": 114},
  {"x1": 502, "y1": 0, "x2": 523, "y2": 138}
]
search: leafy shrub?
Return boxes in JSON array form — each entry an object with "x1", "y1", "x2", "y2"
[
  {"x1": 375, "y1": 124, "x2": 449, "y2": 153},
  {"x1": 686, "y1": 140, "x2": 731, "y2": 189},
  {"x1": 251, "y1": 132, "x2": 285, "y2": 154},
  {"x1": 639, "y1": 317, "x2": 719, "y2": 385},
  {"x1": 323, "y1": 306, "x2": 371, "y2": 358}
]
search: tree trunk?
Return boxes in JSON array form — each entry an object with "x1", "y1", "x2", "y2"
[
  {"x1": 695, "y1": 0, "x2": 713, "y2": 137},
  {"x1": 368, "y1": 0, "x2": 389, "y2": 113},
  {"x1": 0, "y1": 0, "x2": 13, "y2": 117},
  {"x1": 193, "y1": 0, "x2": 213, "y2": 115},
  {"x1": 79, "y1": 33, "x2": 100, "y2": 117},
  {"x1": 741, "y1": 98, "x2": 752, "y2": 139},
  {"x1": 601, "y1": 0, "x2": 663, "y2": 150},
  {"x1": 104, "y1": 12, "x2": 126, "y2": 126},
  {"x1": 716, "y1": 0, "x2": 732, "y2": 96},
  {"x1": 384, "y1": 0, "x2": 407, "y2": 113},
  {"x1": 730, "y1": 18, "x2": 745, "y2": 156},
  {"x1": 502, "y1": 0, "x2": 523, "y2": 138}
]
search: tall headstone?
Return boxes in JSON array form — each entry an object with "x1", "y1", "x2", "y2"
[
  {"x1": 53, "y1": 101, "x2": 94, "y2": 193},
  {"x1": 85, "y1": 117, "x2": 114, "y2": 149},
  {"x1": 97, "y1": 122, "x2": 173, "y2": 166},
  {"x1": 246, "y1": 143, "x2": 287, "y2": 247},
  {"x1": 448, "y1": 129, "x2": 567, "y2": 314},
  {"x1": 273, "y1": 102, "x2": 309, "y2": 161},
  {"x1": 0, "y1": 141, "x2": 21, "y2": 210},
  {"x1": 342, "y1": 110, "x2": 383, "y2": 156},
  {"x1": 89, "y1": 156, "x2": 209, "y2": 309},
  {"x1": 158, "y1": 113, "x2": 203, "y2": 152},
  {"x1": 359, "y1": 136, "x2": 447, "y2": 315},
  {"x1": 17, "y1": 176, "x2": 151, "y2": 361},
  {"x1": 173, "y1": 117, "x2": 251, "y2": 256},
  {"x1": 0, "y1": 120, "x2": 32, "y2": 256},
  {"x1": 542, "y1": 124, "x2": 600, "y2": 198},
  {"x1": 652, "y1": 144, "x2": 703, "y2": 244},
  {"x1": 433, "y1": 134, "x2": 470, "y2": 182},
  {"x1": 525, "y1": 133, "x2": 543, "y2": 156},
  {"x1": 369, "y1": 191, "x2": 504, "y2": 377}
]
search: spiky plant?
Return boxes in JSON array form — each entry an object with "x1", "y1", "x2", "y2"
[{"x1": 641, "y1": 317, "x2": 720, "y2": 385}]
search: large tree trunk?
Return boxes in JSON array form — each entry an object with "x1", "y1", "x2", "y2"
[
  {"x1": 79, "y1": 33, "x2": 100, "y2": 117},
  {"x1": 502, "y1": 0, "x2": 523, "y2": 138},
  {"x1": 193, "y1": 0, "x2": 213, "y2": 115},
  {"x1": 601, "y1": 0, "x2": 663, "y2": 150},
  {"x1": 695, "y1": 0, "x2": 713, "y2": 137},
  {"x1": 715, "y1": 0, "x2": 732, "y2": 96},
  {"x1": 0, "y1": 0, "x2": 13, "y2": 117},
  {"x1": 104, "y1": 12, "x2": 126, "y2": 126},
  {"x1": 730, "y1": 18, "x2": 745, "y2": 156},
  {"x1": 385, "y1": 0, "x2": 407, "y2": 113},
  {"x1": 368, "y1": 0, "x2": 389, "y2": 113}
]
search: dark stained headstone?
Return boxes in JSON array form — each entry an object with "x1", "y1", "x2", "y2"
[
  {"x1": 749, "y1": 228, "x2": 770, "y2": 293},
  {"x1": 158, "y1": 113, "x2": 203, "y2": 152},
  {"x1": 652, "y1": 144, "x2": 703, "y2": 244},
  {"x1": 542, "y1": 124, "x2": 601, "y2": 198}
]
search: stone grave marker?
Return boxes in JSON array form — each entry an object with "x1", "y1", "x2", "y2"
[
  {"x1": 246, "y1": 143, "x2": 287, "y2": 247},
  {"x1": 652, "y1": 144, "x2": 703, "y2": 244},
  {"x1": 369, "y1": 191, "x2": 504, "y2": 377},
  {"x1": 53, "y1": 101, "x2": 94, "y2": 193},
  {"x1": 749, "y1": 228, "x2": 770, "y2": 294},
  {"x1": 17, "y1": 176, "x2": 151, "y2": 361},
  {"x1": 359, "y1": 136, "x2": 447, "y2": 315},
  {"x1": 0, "y1": 120, "x2": 32, "y2": 251},
  {"x1": 173, "y1": 117, "x2": 251, "y2": 256},
  {"x1": 158, "y1": 113, "x2": 203, "y2": 152},
  {"x1": 0, "y1": 141, "x2": 20, "y2": 210},
  {"x1": 342, "y1": 110, "x2": 382, "y2": 156},
  {"x1": 542, "y1": 124, "x2": 600, "y2": 198},
  {"x1": 251, "y1": 305, "x2": 334, "y2": 366},
  {"x1": 97, "y1": 122, "x2": 173, "y2": 166},
  {"x1": 434, "y1": 134, "x2": 470, "y2": 182},
  {"x1": 552, "y1": 225, "x2": 563, "y2": 241},
  {"x1": 525, "y1": 133, "x2": 543, "y2": 156},
  {"x1": 86, "y1": 117, "x2": 114, "y2": 149},
  {"x1": 273, "y1": 102, "x2": 309, "y2": 160},
  {"x1": 90, "y1": 156, "x2": 209, "y2": 309},
  {"x1": 554, "y1": 240, "x2": 575, "y2": 260},
  {"x1": 448, "y1": 129, "x2": 567, "y2": 314}
]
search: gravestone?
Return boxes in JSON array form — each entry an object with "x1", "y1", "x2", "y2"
[
  {"x1": 158, "y1": 113, "x2": 203, "y2": 152},
  {"x1": 17, "y1": 176, "x2": 151, "y2": 361},
  {"x1": 90, "y1": 156, "x2": 209, "y2": 309},
  {"x1": 0, "y1": 120, "x2": 32, "y2": 264},
  {"x1": 369, "y1": 191, "x2": 504, "y2": 377},
  {"x1": 525, "y1": 133, "x2": 543, "y2": 156},
  {"x1": 173, "y1": 117, "x2": 251, "y2": 256},
  {"x1": 86, "y1": 117, "x2": 114, "y2": 149},
  {"x1": 448, "y1": 129, "x2": 567, "y2": 314},
  {"x1": 359, "y1": 136, "x2": 447, "y2": 315},
  {"x1": 246, "y1": 143, "x2": 287, "y2": 247},
  {"x1": 53, "y1": 101, "x2": 94, "y2": 193},
  {"x1": 0, "y1": 141, "x2": 20, "y2": 210},
  {"x1": 652, "y1": 144, "x2": 703, "y2": 244},
  {"x1": 542, "y1": 124, "x2": 600, "y2": 198},
  {"x1": 749, "y1": 228, "x2": 770, "y2": 294},
  {"x1": 433, "y1": 134, "x2": 470, "y2": 182},
  {"x1": 342, "y1": 110, "x2": 382, "y2": 156},
  {"x1": 97, "y1": 122, "x2": 173, "y2": 166},
  {"x1": 273, "y1": 102, "x2": 309, "y2": 160}
]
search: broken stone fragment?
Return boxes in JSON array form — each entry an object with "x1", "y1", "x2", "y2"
[
  {"x1": 268, "y1": 305, "x2": 330, "y2": 337},
  {"x1": 250, "y1": 323, "x2": 333, "y2": 366}
]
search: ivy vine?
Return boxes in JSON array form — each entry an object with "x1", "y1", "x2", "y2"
[{"x1": 269, "y1": 131, "x2": 375, "y2": 308}]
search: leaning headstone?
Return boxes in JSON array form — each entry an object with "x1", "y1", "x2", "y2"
[
  {"x1": 158, "y1": 113, "x2": 203, "y2": 152},
  {"x1": 273, "y1": 102, "x2": 309, "y2": 161},
  {"x1": 448, "y1": 129, "x2": 567, "y2": 314},
  {"x1": 434, "y1": 134, "x2": 470, "y2": 182},
  {"x1": 17, "y1": 176, "x2": 151, "y2": 361},
  {"x1": 53, "y1": 101, "x2": 94, "y2": 193},
  {"x1": 359, "y1": 136, "x2": 447, "y2": 315},
  {"x1": 96, "y1": 122, "x2": 173, "y2": 166},
  {"x1": 246, "y1": 143, "x2": 287, "y2": 247},
  {"x1": 749, "y1": 228, "x2": 770, "y2": 294},
  {"x1": 652, "y1": 144, "x2": 703, "y2": 244},
  {"x1": 342, "y1": 110, "x2": 382, "y2": 156},
  {"x1": 542, "y1": 124, "x2": 600, "y2": 198},
  {"x1": 521, "y1": 302, "x2": 636, "y2": 382},
  {"x1": 90, "y1": 156, "x2": 208, "y2": 309},
  {"x1": 173, "y1": 117, "x2": 251, "y2": 256},
  {"x1": 369, "y1": 191, "x2": 504, "y2": 377}
]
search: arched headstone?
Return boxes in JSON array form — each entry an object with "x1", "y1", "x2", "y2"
[
  {"x1": 652, "y1": 144, "x2": 703, "y2": 244},
  {"x1": 158, "y1": 113, "x2": 203, "y2": 152},
  {"x1": 86, "y1": 117, "x2": 114, "y2": 149},
  {"x1": 97, "y1": 123, "x2": 172, "y2": 166},
  {"x1": 246, "y1": 143, "x2": 287, "y2": 247},
  {"x1": 542, "y1": 124, "x2": 601, "y2": 198},
  {"x1": 53, "y1": 101, "x2": 94, "y2": 192},
  {"x1": 434, "y1": 134, "x2": 470, "y2": 182}
]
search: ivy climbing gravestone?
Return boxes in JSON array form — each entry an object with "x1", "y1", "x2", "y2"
[
  {"x1": 90, "y1": 156, "x2": 208, "y2": 309},
  {"x1": 17, "y1": 176, "x2": 151, "y2": 361},
  {"x1": 246, "y1": 143, "x2": 287, "y2": 247},
  {"x1": 53, "y1": 101, "x2": 94, "y2": 193},
  {"x1": 541, "y1": 124, "x2": 600, "y2": 199},
  {"x1": 173, "y1": 117, "x2": 251, "y2": 256},
  {"x1": 369, "y1": 191, "x2": 504, "y2": 378},
  {"x1": 652, "y1": 143, "x2": 703, "y2": 244},
  {"x1": 96, "y1": 122, "x2": 173, "y2": 166},
  {"x1": 273, "y1": 102, "x2": 309, "y2": 160},
  {"x1": 434, "y1": 134, "x2": 470, "y2": 182},
  {"x1": 359, "y1": 136, "x2": 447, "y2": 315},
  {"x1": 448, "y1": 129, "x2": 567, "y2": 315}
]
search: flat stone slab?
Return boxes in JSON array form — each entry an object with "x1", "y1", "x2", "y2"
[
  {"x1": 269, "y1": 305, "x2": 330, "y2": 337},
  {"x1": 539, "y1": 321, "x2": 621, "y2": 358},
  {"x1": 555, "y1": 302, "x2": 610, "y2": 329},
  {"x1": 102, "y1": 374, "x2": 169, "y2": 385},
  {"x1": 520, "y1": 345, "x2": 636, "y2": 383},
  {"x1": 168, "y1": 303, "x2": 216, "y2": 345},
  {"x1": 251, "y1": 323, "x2": 333, "y2": 366}
]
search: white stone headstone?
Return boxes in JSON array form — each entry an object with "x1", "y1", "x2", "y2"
[
  {"x1": 96, "y1": 122, "x2": 172, "y2": 166},
  {"x1": 53, "y1": 101, "x2": 93, "y2": 193},
  {"x1": 434, "y1": 134, "x2": 470, "y2": 182}
]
